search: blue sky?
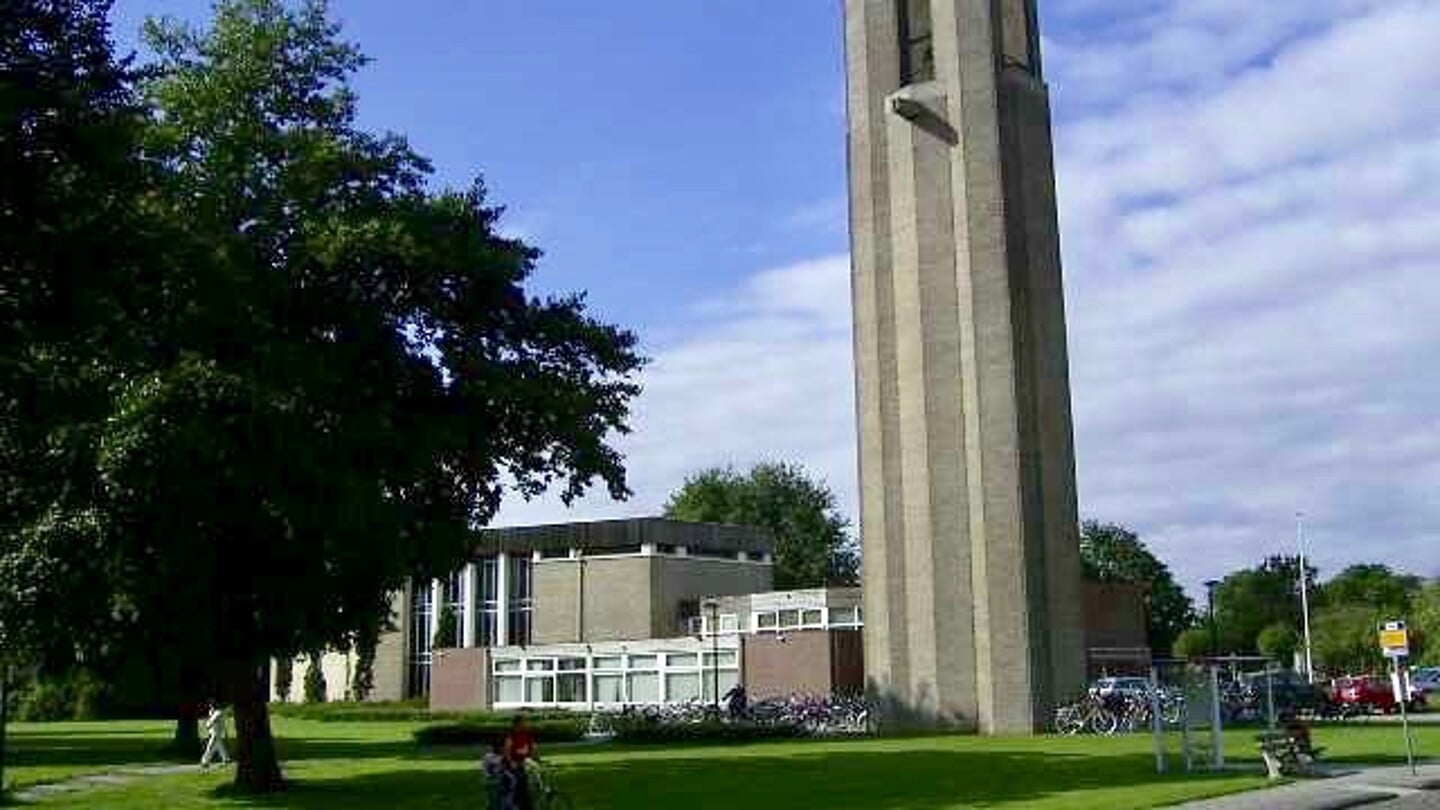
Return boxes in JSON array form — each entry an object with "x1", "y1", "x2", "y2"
[{"x1": 109, "y1": 1, "x2": 1440, "y2": 600}]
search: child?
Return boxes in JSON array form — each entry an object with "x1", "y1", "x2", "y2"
[{"x1": 481, "y1": 738, "x2": 511, "y2": 810}]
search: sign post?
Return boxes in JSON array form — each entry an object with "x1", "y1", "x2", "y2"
[{"x1": 1379, "y1": 621, "x2": 1417, "y2": 776}]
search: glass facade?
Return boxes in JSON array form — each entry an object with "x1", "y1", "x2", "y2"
[
  {"x1": 476, "y1": 556, "x2": 499, "y2": 646},
  {"x1": 507, "y1": 555, "x2": 533, "y2": 645},
  {"x1": 406, "y1": 580, "x2": 433, "y2": 698}
]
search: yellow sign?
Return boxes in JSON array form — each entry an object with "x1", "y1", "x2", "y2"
[{"x1": 1380, "y1": 629, "x2": 1408, "y2": 649}]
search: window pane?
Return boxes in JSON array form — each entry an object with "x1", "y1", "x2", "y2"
[
  {"x1": 719, "y1": 614, "x2": 739, "y2": 632},
  {"x1": 594, "y1": 674, "x2": 624, "y2": 703},
  {"x1": 830, "y1": 606, "x2": 858, "y2": 625},
  {"x1": 702, "y1": 669, "x2": 740, "y2": 702},
  {"x1": 628, "y1": 672, "x2": 660, "y2": 702},
  {"x1": 756, "y1": 612, "x2": 778, "y2": 629},
  {"x1": 704, "y1": 651, "x2": 738, "y2": 668},
  {"x1": 557, "y1": 673, "x2": 587, "y2": 703},
  {"x1": 557, "y1": 657, "x2": 587, "y2": 671},
  {"x1": 802, "y1": 609, "x2": 824, "y2": 626},
  {"x1": 525, "y1": 677, "x2": 554, "y2": 703},
  {"x1": 778, "y1": 609, "x2": 800, "y2": 629},
  {"x1": 666, "y1": 672, "x2": 701, "y2": 702},
  {"x1": 593, "y1": 656, "x2": 623, "y2": 670},
  {"x1": 627, "y1": 655, "x2": 657, "y2": 670},
  {"x1": 527, "y1": 659, "x2": 555, "y2": 672},
  {"x1": 494, "y1": 659, "x2": 522, "y2": 673},
  {"x1": 667, "y1": 653, "x2": 699, "y2": 668},
  {"x1": 496, "y1": 676, "x2": 523, "y2": 703}
]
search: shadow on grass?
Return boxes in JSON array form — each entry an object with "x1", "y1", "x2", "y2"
[
  {"x1": 4, "y1": 731, "x2": 189, "y2": 771},
  {"x1": 207, "y1": 747, "x2": 1250, "y2": 810}
]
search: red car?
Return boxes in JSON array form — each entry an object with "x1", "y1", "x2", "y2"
[{"x1": 1331, "y1": 675, "x2": 1427, "y2": 714}]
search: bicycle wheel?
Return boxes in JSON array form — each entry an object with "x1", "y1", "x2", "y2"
[{"x1": 1087, "y1": 708, "x2": 1119, "y2": 736}]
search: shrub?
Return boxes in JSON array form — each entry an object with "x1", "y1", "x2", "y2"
[
  {"x1": 351, "y1": 629, "x2": 377, "y2": 702},
  {"x1": 606, "y1": 715, "x2": 805, "y2": 744},
  {"x1": 413, "y1": 717, "x2": 587, "y2": 747},
  {"x1": 434, "y1": 605, "x2": 458, "y2": 649},
  {"x1": 274, "y1": 658, "x2": 294, "y2": 703},
  {"x1": 13, "y1": 672, "x2": 109, "y2": 721},
  {"x1": 302, "y1": 652, "x2": 327, "y2": 703}
]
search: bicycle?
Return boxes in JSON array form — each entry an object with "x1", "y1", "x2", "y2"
[{"x1": 525, "y1": 759, "x2": 574, "y2": 810}]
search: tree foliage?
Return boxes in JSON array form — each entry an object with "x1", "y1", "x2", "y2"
[
  {"x1": 1311, "y1": 604, "x2": 1385, "y2": 675},
  {"x1": 301, "y1": 653, "x2": 326, "y2": 704},
  {"x1": 663, "y1": 463, "x2": 858, "y2": 590},
  {"x1": 273, "y1": 659, "x2": 293, "y2": 703},
  {"x1": 1171, "y1": 627, "x2": 1211, "y2": 660},
  {"x1": 4, "y1": 0, "x2": 642, "y2": 793},
  {"x1": 433, "y1": 605, "x2": 459, "y2": 650},
  {"x1": 1412, "y1": 583, "x2": 1440, "y2": 667},
  {"x1": 1211, "y1": 556, "x2": 1315, "y2": 655},
  {"x1": 1256, "y1": 623, "x2": 1300, "y2": 667},
  {"x1": 1317, "y1": 564, "x2": 1420, "y2": 617},
  {"x1": 1078, "y1": 521, "x2": 1194, "y2": 656}
]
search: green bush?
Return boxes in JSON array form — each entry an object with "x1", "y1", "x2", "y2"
[
  {"x1": 302, "y1": 653, "x2": 326, "y2": 703},
  {"x1": 269, "y1": 700, "x2": 579, "y2": 725},
  {"x1": 13, "y1": 672, "x2": 108, "y2": 721},
  {"x1": 413, "y1": 718, "x2": 587, "y2": 747},
  {"x1": 274, "y1": 658, "x2": 294, "y2": 703},
  {"x1": 607, "y1": 715, "x2": 805, "y2": 744}
]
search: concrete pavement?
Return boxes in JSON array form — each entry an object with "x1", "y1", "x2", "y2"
[{"x1": 1179, "y1": 763, "x2": 1440, "y2": 810}]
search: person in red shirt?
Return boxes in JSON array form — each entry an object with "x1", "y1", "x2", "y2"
[{"x1": 503, "y1": 715, "x2": 537, "y2": 810}]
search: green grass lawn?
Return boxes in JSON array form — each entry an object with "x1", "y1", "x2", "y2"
[{"x1": 3, "y1": 717, "x2": 1433, "y2": 809}]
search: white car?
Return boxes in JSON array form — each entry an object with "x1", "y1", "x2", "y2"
[
  {"x1": 1090, "y1": 676, "x2": 1154, "y2": 701},
  {"x1": 1412, "y1": 667, "x2": 1440, "y2": 698}
]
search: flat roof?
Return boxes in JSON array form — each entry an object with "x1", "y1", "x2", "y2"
[{"x1": 474, "y1": 517, "x2": 773, "y2": 556}]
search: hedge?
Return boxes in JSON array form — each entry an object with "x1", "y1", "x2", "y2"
[
  {"x1": 413, "y1": 718, "x2": 588, "y2": 747},
  {"x1": 606, "y1": 716, "x2": 806, "y2": 744},
  {"x1": 268, "y1": 700, "x2": 578, "y2": 725}
]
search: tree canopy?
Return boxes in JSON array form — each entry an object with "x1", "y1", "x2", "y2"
[
  {"x1": 664, "y1": 462, "x2": 859, "y2": 590},
  {"x1": 1211, "y1": 555, "x2": 1314, "y2": 655},
  {"x1": 1078, "y1": 521, "x2": 1194, "y2": 657},
  {"x1": 3, "y1": 0, "x2": 642, "y2": 792}
]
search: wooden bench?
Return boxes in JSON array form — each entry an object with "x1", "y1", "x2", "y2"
[{"x1": 1257, "y1": 729, "x2": 1324, "y2": 779}]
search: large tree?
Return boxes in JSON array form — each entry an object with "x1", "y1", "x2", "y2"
[
  {"x1": 10, "y1": 0, "x2": 643, "y2": 793},
  {"x1": 1211, "y1": 556, "x2": 1315, "y2": 655},
  {"x1": 1317, "y1": 564, "x2": 1421, "y2": 617},
  {"x1": 1, "y1": 0, "x2": 159, "y2": 790},
  {"x1": 664, "y1": 462, "x2": 858, "y2": 590},
  {"x1": 1413, "y1": 583, "x2": 1440, "y2": 667},
  {"x1": 1078, "y1": 521, "x2": 1194, "y2": 657}
]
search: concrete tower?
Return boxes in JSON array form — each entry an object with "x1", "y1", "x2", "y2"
[{"x1": 845, "y1": 0, "x2": 1085, "y2": 733}]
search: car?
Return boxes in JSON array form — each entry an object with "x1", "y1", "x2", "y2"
[
  {"x1": 1238, "y1": 669, "x2": 1328, "y2": 714},
  {"x1": 1412, "y1": 667, "x2": 1440, "y2": 697},
  {"x1": 1090, "y1": 676, "x2": 1155, "y2": 701},
  {"x1": 1333, "y1": 674, "x2": 1427, "y2": 714}
]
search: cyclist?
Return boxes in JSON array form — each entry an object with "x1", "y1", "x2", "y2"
[{"x1": 503, "y1": 715, "x2": 537, "y2": 810}]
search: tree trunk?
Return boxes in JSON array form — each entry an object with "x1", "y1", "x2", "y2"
[
  {"x1": 170, "y1": 701, "x2": 201, "y2": 758},
  {"x1": 225, "y1": 661, "x2": 284, "y2": 793}
]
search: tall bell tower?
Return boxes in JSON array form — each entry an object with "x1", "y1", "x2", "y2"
[{"x1": 845, "y1": 0, "x2": 1085, "y2": 733}]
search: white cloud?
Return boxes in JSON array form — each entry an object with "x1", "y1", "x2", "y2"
[
  {"x1": 501, "y1": 0, "x2": 1440, "y2": 605},
  {"x1": 495, "y1": 256, "x2": 859, "y2": 531}
]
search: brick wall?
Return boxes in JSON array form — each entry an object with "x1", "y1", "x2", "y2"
[{"x1": 430, "y1": 647, "x2": 489, "y2": 712}]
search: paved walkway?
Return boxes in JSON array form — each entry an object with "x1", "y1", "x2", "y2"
[
  {"x1": 10, "y1": 763, "x2": 214, "y2": 803},
  {"x1": 1180, "y1": 763, "x2": 1440, "y2": 810}
]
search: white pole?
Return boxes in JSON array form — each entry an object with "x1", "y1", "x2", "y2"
[{"x1": 1296, "y1": 512, "x2": 1315, "y2": 683}]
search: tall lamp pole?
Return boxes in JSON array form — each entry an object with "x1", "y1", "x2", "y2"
[
  {"x1": 1204, "y1": 580, "x2": 1220, "y2": 658},
  {"x1": 1296, "y1": 512, "x2": 1316, "y2": 683}
]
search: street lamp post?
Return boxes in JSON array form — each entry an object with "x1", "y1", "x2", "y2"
[
  {"x1": 1204, "y1": 580, "x2": 1220, "y2": 658},
  {"x1": 1296, "y1": 512, "x2": 1315, "y2": 682}
]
